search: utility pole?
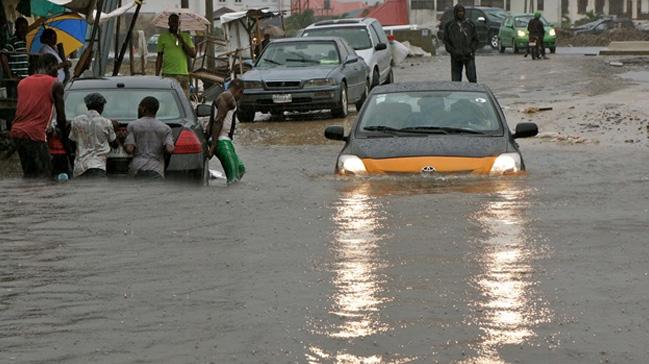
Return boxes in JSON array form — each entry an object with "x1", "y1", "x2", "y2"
[{"x1": 206, "y1": 0, "x2": 215, "y2": 72}]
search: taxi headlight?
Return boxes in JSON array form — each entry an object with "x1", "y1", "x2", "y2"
[
  {"x1": 305, "y1": 78, "x2": 336, "y2": 88},
  {"x1": 517, "y1": 30, "x2": 527, "y2": 38},
  {"x1": 548, "y1": 28, "x2": 556, "y2": 36},
  {"x1": 490, "y1": 153, "x2": 522, "y2": 175},
  {"x1": 337, "y1": 154, "x2": 366, "y2": 175}
]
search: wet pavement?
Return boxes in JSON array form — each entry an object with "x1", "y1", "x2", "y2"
[{"x1": 2, "y1": 50, "x2": 649, "y2": 363}]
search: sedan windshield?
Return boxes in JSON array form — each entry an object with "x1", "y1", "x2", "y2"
[
  {"x1": 257, "y1": 42, "x2": 340, "y2": 68},
  {"x1": 515, "y1": 16, "x2": 549, "y2": 27},
  {"x1": 302, "y1": 27, "x2": 372, "y2": 50},
  {"x1": 65, "y1": 89, "x2": 183, "y2": 122},
  {"x1": 358, "y1": 91, "x2": 503, "y2": 135}
]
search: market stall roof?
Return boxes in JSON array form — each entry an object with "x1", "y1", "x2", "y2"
[
  {"x1": 213, "y1": 7, "x2": 235, "y2": 21},
  {"x1": 220, "y1": 9, "x2": 281, "y2": 25}
]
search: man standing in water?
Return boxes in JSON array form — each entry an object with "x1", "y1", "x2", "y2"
[
  {"x1": 443, "y1": 4, "x2": 479, "y2": 83},
  {"x1": 125, "y1": 97, "x2": 175, "y2": 179},
  {"x1": 10, "y1": 54, "x2": 67, "y2": 178},
  {"x1": 69, "y1": 93, "x2": 119, "y2": 178},
  {"x1": 207, "y1": 79, "x2": 245, "y2": 184}
]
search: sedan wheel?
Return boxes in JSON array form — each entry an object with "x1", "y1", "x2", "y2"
[
  {"x1": 238, "y1": 108, "x2": 255, "y2": 123},
  {"x1": 201, "y1": 158, "x2": 209, "y2": 186},
  {"x1": 371, "y1": 69, "x2": 380, "y2": 88},
  {"x1": 332, "y1": 84, "x2": 348, "y2": 118},
  {"x1": 490, "y1": 33, "x2": 499, "y2": 49},
  {"x1": 385, "y1": 69, "x2": 394, "y2": 84}
]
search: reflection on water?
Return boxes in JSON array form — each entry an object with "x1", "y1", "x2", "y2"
[
  {"x1": 461, "y1": 186, "x2": 550, "y2": 363},
  {"x1": 307, "y1": 183, "x2": 405, "y2": 363},
  {"x1": 327, "y1": 183, "x2": 389, "y2": 339}
]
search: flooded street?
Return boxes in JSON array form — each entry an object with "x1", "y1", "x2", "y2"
[{"x1": 2, "y1": 51, "x2": 649, "y2": 363}]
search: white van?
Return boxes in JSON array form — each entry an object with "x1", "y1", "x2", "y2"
[{"x1": 301, "y1": 18, "x2": 394, "y2": 88}]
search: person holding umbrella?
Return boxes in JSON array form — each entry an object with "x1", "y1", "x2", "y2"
[{"x1": 155, "y1": 13, "x2": 196, "y2": 97}]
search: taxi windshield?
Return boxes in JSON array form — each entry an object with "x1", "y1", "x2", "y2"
[{"x1": 357, "y1": 91, "x2": 503, "y2": 135}]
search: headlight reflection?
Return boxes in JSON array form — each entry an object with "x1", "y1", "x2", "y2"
[{"x1": 460, "y1": 185, "x2": 551, "y2": 363}]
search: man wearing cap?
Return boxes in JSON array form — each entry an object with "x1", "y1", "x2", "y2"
[
  {"x1": 69, "y1": 93, "x2": 120, "y2": 178},
  {"x1": 155, "y1": 13, "x2": 196, "y2": 97}
]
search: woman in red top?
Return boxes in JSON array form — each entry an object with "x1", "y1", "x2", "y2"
[{"x1": 10, "y1": 54, "x2": 67, "y2": 178}]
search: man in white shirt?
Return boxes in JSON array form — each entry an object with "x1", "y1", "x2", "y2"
[
  {"x1": 38, "y1": 28, "x2": 69, "y2": 83},
  {"x1": 69, "y1": 93, "x2": 119, "y2": 178}
]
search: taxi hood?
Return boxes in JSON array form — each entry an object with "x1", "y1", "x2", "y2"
[{"x1": 348, "y1": 135, "x2": 509, "y2": 173}]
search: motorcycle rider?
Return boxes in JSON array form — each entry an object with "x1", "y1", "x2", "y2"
[
  {"x1": 443, "y1": 4, "x2": 479, "y2": 82},
  {"x1": 527, "y1": 11, "x2": 547, "y2": 60}
]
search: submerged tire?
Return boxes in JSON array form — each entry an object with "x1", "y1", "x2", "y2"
[
  {"x1": 238, "y1": 108, "x2": 255, "y2": 123},
  {"x1": 332, "y1": 84, "x2": 348, "y2": 118}
]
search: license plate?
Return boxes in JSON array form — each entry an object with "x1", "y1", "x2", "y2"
[
  {"x1": 272, "y1": 94, "x2": 292, "y2": 104},
  {"x1": 108, "y1": 145, "x2": 130, "y2": 158},
  {"x1": 529, "y1": 41, "x2": 536, "y2": 46}
]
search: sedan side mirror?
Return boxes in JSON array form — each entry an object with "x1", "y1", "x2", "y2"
[
  {"x1": 345, "y1": 56, "x2": 359, "y2": 65},
  {"x1": 196, "y1": 104, "x2": 212, "y2": 117},
  {"x1": 375, "y1": 43, "x2": 388, "y2": 51},
  {"x1": 325, "y1": 125, "x2": 347, "y2": 141},
  {"x1": 513, "y1": 122, "x2": 538, "y2": 139}
]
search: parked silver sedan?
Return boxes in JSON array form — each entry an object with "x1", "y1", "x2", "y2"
[{"x1": 238, "y1": 37, "x2": 370, "y2": 122}]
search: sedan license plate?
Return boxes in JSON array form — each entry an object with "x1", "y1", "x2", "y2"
[
  {"x1": 528, "y1": 41, "x2": 537, "y2": 46},
  {"x1": 108, "y1": 145, "x2": 130, "y2": 158},
  {"x1": 272, "y1": 94, "x2": 292, "y2": 104}
]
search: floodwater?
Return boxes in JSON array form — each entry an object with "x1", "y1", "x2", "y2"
[
  {"x1": 619, "y1": 70, "x2": 649, "y2": 82},
  {"x1": 2, "y1": 142, "x2": 649, "y2": 363},
  {"x1": 2, "y1": 53, "x2": 649, "y2": 363}
]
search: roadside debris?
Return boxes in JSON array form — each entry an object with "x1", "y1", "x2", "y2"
[
  {"x1": 401, "y1": 41, "x2": 432, "y2": 57},
  {"x1": 609, "y1": 61, "x2": 624, "y2": 67},
  {"x1": 521, "y1": 106, "x2": 553, "y2": 114},
  {"x1": 537, "y1": 132, "x2": 596, "y2": 144}
]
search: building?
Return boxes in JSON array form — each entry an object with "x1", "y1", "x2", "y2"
[
  {"x1": 139, "y1": 0, "x2": 290, "y2": 17},
  {"x1": 407, "y1": 0, "x2": 649, "y2": 27}
]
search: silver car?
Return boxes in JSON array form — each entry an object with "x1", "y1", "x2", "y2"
[
  {"x1": 238, "y1": 37, "x2": 370, "y2": 122},
  {"x1": 301, "y1": 18, "x2": 393, "y2": 88}
]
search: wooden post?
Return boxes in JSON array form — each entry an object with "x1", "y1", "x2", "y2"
[
  {"x1": 113, "y1": 1, "x2": 142, "y2": 76},
  {"x1": 129, "y1": 32, "x2": 135, "y2": 75},
  {"x1": 206, "y1": 0, "x2": 215, "y2": 72},
  {"x1": 115, "y1": 0, "x2": 121, "y2": 60}
]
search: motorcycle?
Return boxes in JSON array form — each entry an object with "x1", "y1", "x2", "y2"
[{"x1": 527, "y1": 36, "x2": 542, "y2": 60}]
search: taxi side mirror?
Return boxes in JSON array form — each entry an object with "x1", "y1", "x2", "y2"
[
  {"x1": 325, "y1": 125, "x2": 347, "y2": 141},
  {"x1": 513, "y1": 122, "x2": 538, "y2": 139}
]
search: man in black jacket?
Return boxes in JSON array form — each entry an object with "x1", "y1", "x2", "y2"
[
  {"x1": 443, "y1": 4, "x2": 480, "y2": 83},
  {"x1": 527, "y1": 12, "x2": 547, "y2": 59}
]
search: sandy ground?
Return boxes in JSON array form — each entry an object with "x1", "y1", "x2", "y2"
[{"x1": 2, "y1": 49, "x2": 649, "y2": 363}]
